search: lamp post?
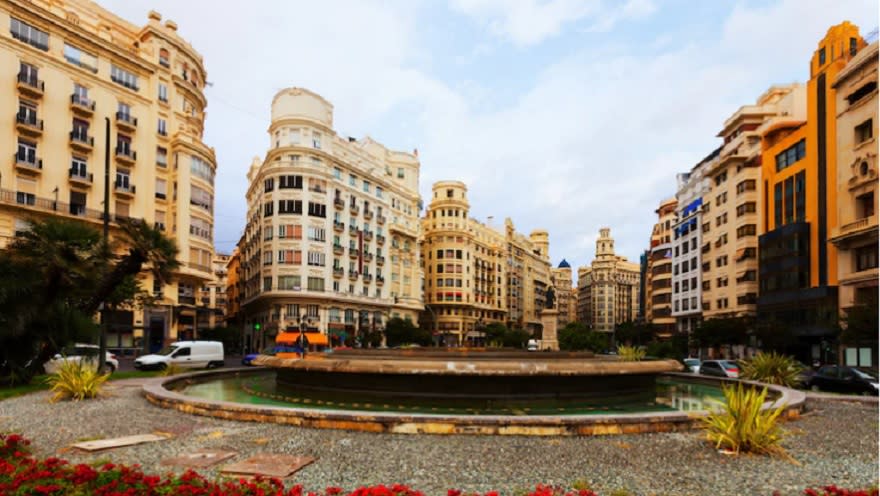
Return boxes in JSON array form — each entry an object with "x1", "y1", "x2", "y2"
[
  {"x1": 298, "y1": 314, "x2": 309, "y2": 358},
  {"x1": 97, "y1": 116, "x2": 110, "y2": 375}
]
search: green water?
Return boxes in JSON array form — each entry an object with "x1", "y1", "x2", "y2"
[{"x1": 175, "y1": 372, "x2": 727, "y2": 416}]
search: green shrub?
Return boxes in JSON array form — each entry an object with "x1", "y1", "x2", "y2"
[
  {"x1": 702, "y1": 382, "x2": 788, "y2": 457},
  {"x1": 741, "y1": 351, "x2": 804, "y2": 388},
  {"x1": 45, "y1": 360, "x2": 109, "y2": 401},
  {"x1": 616, "y1": 345, "x2": 646, "y2": 362}
]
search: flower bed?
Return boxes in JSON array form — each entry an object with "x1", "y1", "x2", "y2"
[{"x1": 1, "y1": 434, "x2": 876, "y2": 496}]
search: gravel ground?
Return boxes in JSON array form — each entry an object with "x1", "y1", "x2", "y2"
[{"x1": 1, "y1": 380, "x2": 877, "y2": 496}]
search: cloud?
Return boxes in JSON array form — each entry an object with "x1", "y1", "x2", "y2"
[{"x1": 449, "y1": 0, "x2": 655, "y2": 46}]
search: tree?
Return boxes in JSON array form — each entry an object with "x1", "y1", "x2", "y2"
[
  {"x1": 483, "y1": 323, "x2": 509, "y2": 347},
  {"x1": 615, "y1": 321, "x2": 653, "y2": 346},
  {"x1": 558, "y1": 322, "x2": 607, "y2": 352},
  {"x1": 502, "y1": 328, "x2": 531, "y2": 348},
  {"x1": 840, "y1": 292, "x2": 879, "y2": 346},
  {"x1": 384, "y1": 318, "x2": 431, "y2": 347}
]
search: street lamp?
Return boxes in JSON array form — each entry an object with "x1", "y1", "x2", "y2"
[{"x1": 298, "y1": 314, "x2": 310, "y2": 357}]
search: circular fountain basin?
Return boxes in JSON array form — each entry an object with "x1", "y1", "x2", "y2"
[{"x1": 142, "y1": 350, "x2": 805, "y2": 436}]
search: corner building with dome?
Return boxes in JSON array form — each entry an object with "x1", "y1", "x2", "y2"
[{"x1": 239, "y1": 88, "x2": 423, "y2": 350}]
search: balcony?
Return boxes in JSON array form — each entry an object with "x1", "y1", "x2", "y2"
[
  {"x1": 363, "y1": 251, "x2": 373, "y2": 262},
  {"x1": 68, "y1": 169, "x2": 93, "y2": 186},
  {"x1": 114, "y1": 181, "x2": 136, "y2": 197},
  {"x1": 376, "y1": 234, "x2": 385, "y2": 245},
  {"x1": 333, "y1": 267, "x2": 344, "y2": 277},
  {"x1": 376, "y1": 255, "x2": 385, "y2": 266},
  {"x1": 377, "y1": 215, "x2": 386, "y2": 225},
  {"x1": 115, "y1": 147, "x2": 136, "y2": 166},
  {"x1": 348, "y1": 270, "x2": 358, "y2": 281},
  {"x1": 333, "y1": 243, "x2": 344, "y2": 255},
  {"x1": 364, "y1": 209, "x2": 373, "y2": 220},
  {"x1": 13, "y1": 153, "x2": 42, "y2": 174},
  {"x1": 70, "y1": 94, "x2": 95, "y2": 116},
  {"x1": 334, "y1": 198, "x2": 344, "y2": 209},
  {"x1": 115, "y1": 112, "x2": 137, "y2": 132},
  {"x1": 363, "y1": 231, "x2": 373, "y2": 242},
  {"x1": 349, "y1": 203, "x2": 359, "y2": 215},
  {"x1": 348, "y1": 225, "x2": 358, "y2": 236},
  {"x1": 376, "y1": 275, "x2": 384, "y2": 286},
  {"x1": 333, "y1": 220, "x2": 344, "y2": 232},
  {"x1": 348, "y1": 248, "x2": 360, "y2": 259},
  {"x1": 363, "y1": 274, "x2": 373, "y2": 283},
  {"x1": 70, "y1": 131, "x2": 94, "y2": 153},
  {"x1": 16, "y1": 73, "x2": 43, "y2": 98},
  {"x1": 15, "y1": 113, "x2": 43, "y2": 137},
  {"x1": 831, "y1": 215, "x2": 878, "y2": 245}
]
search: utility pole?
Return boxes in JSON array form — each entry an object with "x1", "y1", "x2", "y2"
[{"x1": 98, "y1": 117, "x2": 110, "y2": 374}]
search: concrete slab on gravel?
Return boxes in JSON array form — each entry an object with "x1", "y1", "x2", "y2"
[
  {"x1": 162, "y1": 449, "x2": 237, "y2": 468},
  {"x1": 71, "y1": 433, "x2": 169, "y2": 452},
  {"x1": 220, "y1": 454, "x2": 315, "y2": 478}
]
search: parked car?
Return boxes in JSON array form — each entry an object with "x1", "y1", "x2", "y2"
[
  {"x1": 44, "y1": 344, "x2": 118, "y2": 374},
  {"x1": 807, "y1": 365, "x2": 879, "y2": 395},
  {"x1": 794, "y1": 361, "x2": 816, "y2": 388},
  {"x1": 527, "y1": 339, "x2": 539, "y2": 352},
  {"x1": 134, "y1": 341, "x2": 224, "y2": 371},
  {"x1": 683, "y1": 358, "x2": 701, "y2": 373},
  {"x1": 699, "y1": 359, "x2": 740, "y2": 378}
]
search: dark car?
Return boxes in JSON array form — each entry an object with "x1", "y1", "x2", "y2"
[
  {"x1": 699, "y1": 359, "x2": 740, "y2": 378},
  {"x1": 807, "y1": 365, "x2": 879, "y2": 395}
]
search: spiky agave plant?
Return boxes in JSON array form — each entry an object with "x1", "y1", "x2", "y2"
[
  {"x1": 741, "y1": 351, "x2": 804, "y2": 388},
  {"x1": 702, "y1": 382, "x2": 789, "y2": 458},
  {"x1": 616, "y1": 345, "x2": 646, "y2": 362},
  {"x1": 45, "y1": 359, "x2": 109, "y2": 401}
]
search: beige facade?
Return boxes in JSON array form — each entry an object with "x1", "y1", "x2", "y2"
[
  {"x1": 0, "y1": 1, "x2": 216, "y2": 351},
  {"x1": 198, "y1": 252, "x2": 229, "y2": 329},
  {"x1": 646, "y1": 199, "x2": 678, "y2": 337},
  {"x1": 240, "y1": 88, "x2": 423, "y2": 349},
  {"x1": 577, "y1": 228, "x2": 640, "y2": 333},
  {"x1": 830, "y1": 40, "x2": 878, "y2": 364},
  {"x1": 421, "y1": 181, "x2": 551, "y2": 344},
  {"x1": 550, "y1": 260, "x2": 576, "y2": 327},
  {"x1": 703, "y1": 85, "x2": 805, "y2": 320}
]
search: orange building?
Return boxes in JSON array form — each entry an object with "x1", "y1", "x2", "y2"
[{"x1": 758, "y1": 22, "x2": 869, "y2": 361}]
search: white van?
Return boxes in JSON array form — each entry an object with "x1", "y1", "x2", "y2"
[
  {"x1": 134, "y1": 341, "x2": 224, "y2": 371},
  {"x1": 527, "y1": 339, "x2": 539, "y2": 352}
]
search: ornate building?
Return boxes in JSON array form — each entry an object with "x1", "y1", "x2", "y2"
[
  {"x1": 576, "y1": 228, "x2": 641, "y2": 334},
  {"x1": 550, "y1": 259, "x2": 576, "y2": 326},
  {"x1": 421, "y1": 181, "x2": 552, "y2": 344},
  {"x1": 239, "y1": 88, "x2": 423, "y2": 351},
  {"x1": 0, "y1": 2, "x2": 217, "y2": 352}
]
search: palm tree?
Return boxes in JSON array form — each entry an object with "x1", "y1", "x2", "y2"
[{"x1": 79, "y1": 218, "x2": 180, "y2": 317}]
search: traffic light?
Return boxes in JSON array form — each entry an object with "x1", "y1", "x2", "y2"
[{"x1": 254, "y1": 323, "x2": 261, "y2": 332}]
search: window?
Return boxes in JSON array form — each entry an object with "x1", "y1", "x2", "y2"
[
  {"x1": 159, "y1": 48, "x2": 170, "y2": 68},
  {"x1": 855, "y1": 244, "x2": 878, "y2": 272},
  {"x1": 10, "y1": 17, "x2": 48, "y2": 51},
  {"x1": 775, "y1": 139, "x2": 806, "y2": 172},
  {"x1": 115, "y1": 169, "x2": 130, "y2": 190},
  {"x1": 397, "y1": 167, "x2": 405, "y2": 179},
  {"x1": 376, "y1": 186, "x2": 383, "y2": 199},
  {"x1": 307, "y1": 277, "x2": 324, "y2": 292},
  {"x1": 263, "y1": 277, "x2": 273, "y2": 291},
  {"x1": 18, "y1": 62, "x2": 39, "y2": 88},
  {"x1": 191, "y1": 156, "x2": 214, "y2": 184},
  {"x1": 736, "y1": 179, "x2": 756, "y2": 194},
  {"x1": 157, "y1": 118, "x2": 167, "y2": 136},
  {"x1": 264, "y1": 178, "x2": 274, "y2": 192},
  {"x1": 363, "y1": 181, "x2": 371, "y2": 193},
  {"x1": 818, "y1": 47, "x2": 826, "y2": 65},
  {"x1": 847, "y1": 81, "x2": 877, "y2": 106},
  {"x1": 278, "y1": 275, "x2": 301, "y2": 290},
  {"x1": 17, "y1": 100, "x2": 38, "y2": 127},
  {"x1": 307, "y1": 226, "x2": 325, "y2": 242},
  {"x1": 277, "y1": 249, "x2": 302, "y2": 264},
  {"x1": 279, "y1": 175, "x2": 303, "y2": 189},
  {"x1": 190, "y1": 185, "x2": 213, "y2": 211},
  {"x1": 155, "y1": 178, "x2": 167, "y2": 199},
  {"x1": 855, "y1": 119, "x2": 873, "y2": 144},
  {"x1": 189, "y1": 217, "x2": 211, "y2": 240},
  {"x1": 279, "y1": 200, "x2": 302, "y2": 214},
  {"x1": 736, "y1": 201, "x2": 756, "y2": 217},
  {"x1": 158, "y1": 83, "x2": 168, "y2": 102},
  {"x1": 736, "y1": 224, "x2": 756, "y2": 238},
  {"x1": 333, "y1": 167, "x2": 342, "y2": 179},
  {"x1": 63, "y1": 43, "x2": 97, "y2": 72},
  {"x1": 312, "y1": 132, "x2": 321, "y2": 149},
  {"x1": 157, "y1": 147, "x2": 168, "y2": 167},
  {"x1": 307, "y1": 251, "x2": 325, "y2": 267},
  {"x1": 263, "y1": 202, "x2": 274, "y2": 217},
  {"x1": 111, "y1": 65, "x2": 139, "y2": 91},
  {"x1": 308, "y1": 202, "x2": 326, "y2": 218},
  {"x1": 264, "y1": 227, "x2": 274, "y2": 241},
  {"x1": 70, "y1": 156, "x2": 87, "y2": 178},
  {"x1": 856, "y1": 192, "x2": 874, "y2": 218},
  {"x1": 349, "y1": 174, "x2": 357, "y2": 186},
  {"x1": 16, "y1": 139, "x2": 37, "y2": 164}
]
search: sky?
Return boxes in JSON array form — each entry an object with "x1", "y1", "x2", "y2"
[{"x1": 99, "y1": 0, "x2": 878, "y2": 283}]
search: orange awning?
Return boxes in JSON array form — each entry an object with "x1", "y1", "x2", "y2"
[{"x1": 276, "y1": 332, "x2": 328, "y2": 346}]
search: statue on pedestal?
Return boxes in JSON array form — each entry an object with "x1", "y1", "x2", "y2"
[{"x1": 544, "y1": 287, "x2": 556, "y2": 310}]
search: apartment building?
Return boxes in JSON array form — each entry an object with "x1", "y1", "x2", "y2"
[
  {"x1": 830, "y1": 39, "x2": 878, "y2": 367},
  {"x1": 671, "y1": 149, "x2": 716, "y2": 335},
  {"x1": 550, "y1": 259, "x2": 576, "y2": 326},
  {"x1": 225, "y1": 246, "x2": 242, "y2": 327},
  {"x1": 0, "y1": 2, "x2": 217, "y2": 352},
  {"x1": 645, "y1": 198, "x2": 678, "y2": 337},
  {"x1": 577, "y1": 228, "x2": 641, "y2": 334},
  {"x1": 197, "y1": 252, "x2": 229, "y2": 330},
  {"x1": 758, "y1": 22, "x2": 870, "y2": 361},
  {"x1": 239, "y1": 88, "x2": 423, "y2": 351},
  {"x1": 421, "y1": 181, "x2": 552, "y2": 344}
]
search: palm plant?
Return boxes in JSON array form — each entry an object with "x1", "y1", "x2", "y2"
[{"x1": 741, "y1": 351, "x2": 804, "y2": 388}]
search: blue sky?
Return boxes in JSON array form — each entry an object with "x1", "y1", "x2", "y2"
[{"x1": 100, "y1": 0, "x2": 878, "y2": 284}]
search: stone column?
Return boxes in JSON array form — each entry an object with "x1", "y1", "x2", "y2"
[{"x1": 540, "y1": 309, "x2": 559, "y2": 350}]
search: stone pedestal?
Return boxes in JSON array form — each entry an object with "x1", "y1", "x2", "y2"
[{"x1": 540, "y1": 309, "x2": 559, "y2": 351}]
